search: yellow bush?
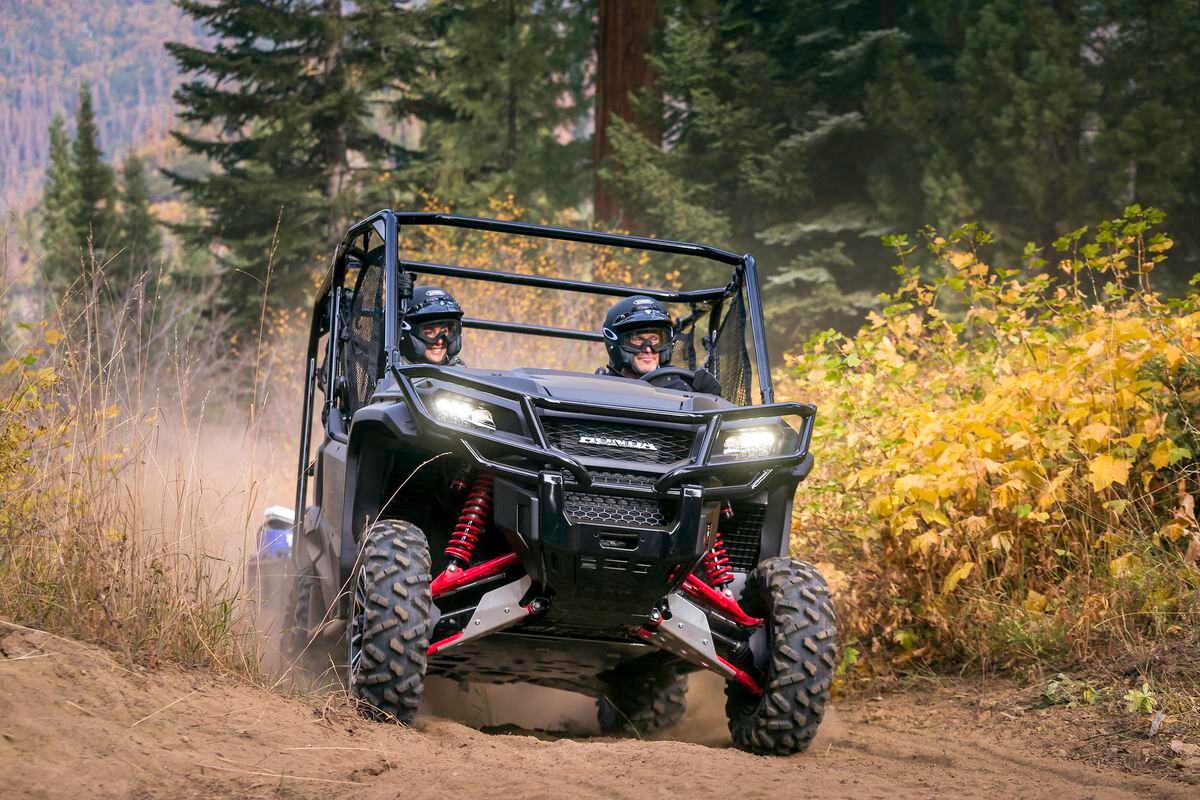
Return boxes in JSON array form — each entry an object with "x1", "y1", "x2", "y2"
[{"x1": 781, "y1": 207, "x2": 1200, "y2": 670}]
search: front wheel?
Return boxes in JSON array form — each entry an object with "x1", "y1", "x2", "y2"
[
  {"x1": 725, "y1": 558, "x2": 836, "y2": 755},
  {"x1": 348, "y1": 519, "x2": 433, "y2": 723}
]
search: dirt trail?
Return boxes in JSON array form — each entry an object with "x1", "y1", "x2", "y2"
[{"x1": 0, "y1": 627, "x2": 1189, "y2": 800}]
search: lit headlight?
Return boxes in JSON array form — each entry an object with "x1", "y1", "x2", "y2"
[
  {"x1": 722, "y1": 426, "x2": 779, "y2": 460},
  {"x1": 433, "y1": 393, "x2": 496, "y2": 430}
]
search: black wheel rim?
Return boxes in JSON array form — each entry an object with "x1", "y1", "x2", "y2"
[
  {"x1": 348, "y1": 564, "x2": 367, "y2": 693},
  {"x1": 730, "y1": 582, "x2": 771, "y2": 717}
]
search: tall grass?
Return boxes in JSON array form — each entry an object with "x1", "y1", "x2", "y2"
[{"x1": 0, "y1": 243, "x2": 287, "y2": 670}]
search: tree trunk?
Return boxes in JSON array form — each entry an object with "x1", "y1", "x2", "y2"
[
  {"x1": 505, "y1": 0, "x2": 518, "y2": 172},
  {"x1": 594, "y1": 0, "x2": 658, "y2": 229},
  {"x1": 324, "y1": 0, "x2": 349, "y2": 241}
]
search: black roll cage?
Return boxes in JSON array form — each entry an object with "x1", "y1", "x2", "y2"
[{"x1": 296, "y1": 210, "x2": 780, "y2": 516}]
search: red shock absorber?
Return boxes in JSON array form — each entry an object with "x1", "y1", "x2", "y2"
[
  {"x1": 703, "y1": 530, "x2": 735, "y2": 589},
  {"x1": 445, "y1": 473, "x2": 494, "y2": 566}
]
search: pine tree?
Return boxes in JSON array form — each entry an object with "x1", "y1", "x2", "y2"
[
  {"x1": 116, "y1": 154, "x2": 163, "y2": 285},
  {"x1": 871, "y1": 1, "x2": 1094, "y2": 250},
  {"x1": 41, "y1": 113, "x2": 81, "y2": 287},
  {"x1": 1086, "y1": 0, "x2": 1200, "y2": 289},
  {"x1": 604, "y1": 1, "x2": 906, "y2": 340},
  {"x1": 166, "y1": 0, "x2": 395, "y2": 321},
  {"x1": 605, "y1": 0, "x2": 1200, "y2": 345},
  {"x1": 409, "y1": 0, "x2": 594, "y2": 213},
  {"x1": 72, "y1": 84, "x2": 117, "y2": 261},
  {"x1": 870, "y1": 0, "x2": 1200, "y2": 286}
]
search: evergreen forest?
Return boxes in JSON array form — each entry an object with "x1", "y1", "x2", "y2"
[{"x1": 19, "y1": 0, "x2": 1198, "y2": 345}]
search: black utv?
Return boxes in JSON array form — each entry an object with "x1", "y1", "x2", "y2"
[{"x1": 286, "y1": 211, "x2": 836, "y2": 755}]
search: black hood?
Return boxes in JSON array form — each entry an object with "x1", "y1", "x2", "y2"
[{"x1": 451, "y1": 367, "x2": 731, "y2": 412}]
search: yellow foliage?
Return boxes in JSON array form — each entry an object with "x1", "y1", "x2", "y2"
[
  {"x1": 940, "y1": 561, "x2": 974, "y2": 595},
  {"x1": 1023, "y1": 589, "x2": 1048, "y2": 613},
  {"x1": 782, "y1": 209, "x2": 1200, "y2": 667},
  {"x1": 1088, "y1": 454, "x2": 1131, "y2": 492}
]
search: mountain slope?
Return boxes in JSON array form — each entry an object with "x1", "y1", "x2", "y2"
[{"x1": 0, "y1": 0, "x2": 200, "y2": 212}]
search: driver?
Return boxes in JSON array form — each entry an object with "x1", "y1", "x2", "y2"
[
  {"x1": 398, "y1": 284, "x2": 467, "y2": 366},
  {"x1": 597, "y1": 295, "x2": 720, "y2": 394}
]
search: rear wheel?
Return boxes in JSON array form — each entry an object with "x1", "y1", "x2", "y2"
[
  {"x1": 348, "y1": 519, "x2": 433, "y2": 723},
  {"x1": 597, "y1": 665, "x2": 688, "y2": 735},
  {"x1": 283, "y1": 568, "x2": 323, "y2": 668},
  {"x1": 725, "y1": 558, "x2": 836, "y2": 755}
]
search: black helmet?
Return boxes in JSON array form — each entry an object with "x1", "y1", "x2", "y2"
[
  {"x1": 602, "y1": 295, "x2": 674, "y2": 372},
  {"x1": 400, "y1": 285, "x2": 464, "y2": 363}
]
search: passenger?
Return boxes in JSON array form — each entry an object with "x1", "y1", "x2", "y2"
[
  {"x1": 398, "y1": 285, "x2": 467, "y2": 366},
  {"x1": 597, "y1": 296, "x2": 720, "y2": 394}
]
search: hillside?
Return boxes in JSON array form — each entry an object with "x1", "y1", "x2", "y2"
[{"x1": 0, "y1": 0, "x2": 200, "y2": 213}]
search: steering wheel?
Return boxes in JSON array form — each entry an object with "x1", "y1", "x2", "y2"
[{"x1": 637, "y1": 367, "x2": 696, "y2": 388}]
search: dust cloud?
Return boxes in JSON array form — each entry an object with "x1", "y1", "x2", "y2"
[
  {"x1": 417, "y1": 671, "x2": 761, "y2": 746},
  {"x1": 126, "y1": 400, "x2": 300, "y2": 671}
]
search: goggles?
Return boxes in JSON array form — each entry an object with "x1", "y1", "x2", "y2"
[
  {"x1": 416, "y1": 320, "x2": 461, "y2": 347},
  {"x1": 620, "y1": 327, "x2": 672, "y2": 355}
]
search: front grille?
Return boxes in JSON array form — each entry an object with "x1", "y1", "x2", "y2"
[
  {"x1": 564, "y1": 491, "x2": 672, "y2": 528},
  {"x1": 719, "y1": 501, "x2": 767, "y2": 571},
  {"x1": 561, "y1": 469, "x2": 656, "y2": 489},
  {"x1": 579, "y1": 555, "x2": 653, "y2": 574},
  {"x1": 543, "y1": 419, "x2": 694, "y2": 464}
]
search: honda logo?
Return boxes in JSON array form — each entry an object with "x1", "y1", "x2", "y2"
[{"x1": 579, "y1": 435, "x2": 658, "y2": 451}]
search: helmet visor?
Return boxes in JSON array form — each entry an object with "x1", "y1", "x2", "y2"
[
  {"x1": 619, "y1": 327, "x2": 673, "y2": 355},
  {"x1": 415, "y1": 319, "x2": 462, "y2": 347}
]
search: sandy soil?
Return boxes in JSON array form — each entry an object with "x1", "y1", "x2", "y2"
[{"x1": 0, "y1": 626, "x2": 1192, "y2": 800}]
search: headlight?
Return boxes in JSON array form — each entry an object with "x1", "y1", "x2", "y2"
[
  {"x1": 722, "y1": 426, "x2": 779, "y2": 460},
  {"x1": 433, "y1": 393, "x2": 496, "y2": 430},
  {"x1": 284, "y1": 531, "x2": 294, "y2": 547}
]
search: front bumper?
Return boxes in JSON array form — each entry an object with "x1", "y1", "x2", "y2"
[
  {"x1": 387, "y1": 364, "x2": 816, "y2": 498},
  {"x1": 382, "y1": 364, "x2": 815, "y2": 632}
]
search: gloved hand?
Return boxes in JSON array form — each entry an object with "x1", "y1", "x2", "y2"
[
  {"x1": 396, "y1": 270, "x2": 414, "y2": 300},
  {"x1": 691, "y1": 368, "x2": 722, "y2": 396}
]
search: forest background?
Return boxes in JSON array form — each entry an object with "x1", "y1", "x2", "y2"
[{"x1": 2, "y1": 0, "x2": 1199, "y2": 701}]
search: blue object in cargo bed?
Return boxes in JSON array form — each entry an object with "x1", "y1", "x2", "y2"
[{"x1": 256, "y1": 505, "x2": 295, "y2": 560}]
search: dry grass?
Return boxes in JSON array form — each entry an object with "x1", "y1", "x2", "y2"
[{"x1": 0, "y1": 238, "x2": 291, "y2": 673}]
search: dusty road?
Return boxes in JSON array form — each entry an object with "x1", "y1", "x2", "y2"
[{"x1": 0, "y1": 627, "x2": 1191, "y2": 800}]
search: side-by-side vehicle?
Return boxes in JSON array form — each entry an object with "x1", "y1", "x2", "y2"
[{"x1": 284, "y1": 211, "x2": 836, "y2": 754}]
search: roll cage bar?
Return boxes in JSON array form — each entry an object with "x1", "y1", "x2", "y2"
[
  {"x1": 324, "y1": 210, "x2": 774, "y2": 401},
  {"x1": 297, "y1": 210, "x2": 778, "y2": 515}
]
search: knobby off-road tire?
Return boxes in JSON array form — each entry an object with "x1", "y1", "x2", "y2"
[
  {"x1": 725, "y1": 557, "x2": 836, "y2": 755},
  {"x1": 283, "y1": 568, "x2": 324, "y2": 669},
  {"x1": 348, "y1": 519, "x2": 433, "y2": 724},
  {"x1": 597, "y1": 665, "x2": 688, "y2": 735}
]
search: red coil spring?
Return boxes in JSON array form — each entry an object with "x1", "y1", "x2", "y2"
[
  {"x1": 702, "y1": 531, "x2": 734, "y2": 588},
  {"x1": 445, "y1": 473, "x2": 494, "y2": 565}
]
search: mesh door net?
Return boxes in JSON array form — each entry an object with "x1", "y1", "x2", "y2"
[
  {"x1": 670, "y1": 311, "x2": 699, "y2": 370},
  {"x1": 706, "y1": 291, "x2": 752, "y2": 406},
  {"x1": 343, "y1": 261, "x2": 385, "y2": 413}
]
